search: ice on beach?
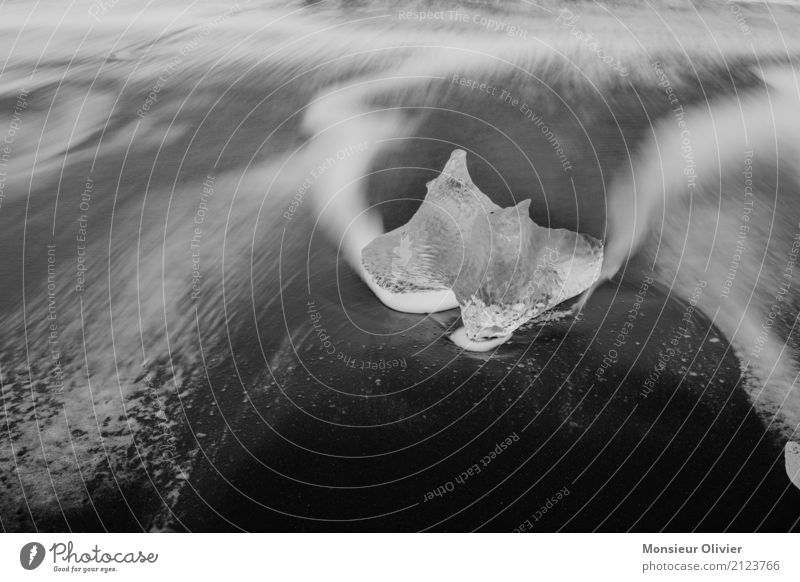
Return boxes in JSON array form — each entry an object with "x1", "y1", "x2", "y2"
[
  {"x1": 361, "y1": 149, "x2": 603, "y2": 341},
  {"x1": 786, "y1": 441, "x2": 800, "y2": 490}
]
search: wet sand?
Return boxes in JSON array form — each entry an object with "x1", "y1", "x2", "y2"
[{"x1": 1, "y1": 0, "x2": 799, "y2": 531}]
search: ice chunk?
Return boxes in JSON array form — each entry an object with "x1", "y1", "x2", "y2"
[
  {"x1": 361, "y1": 149, "x2": 603, "y2": 344},
  {"x1": 786, "y1": 441, "x2": 800, "y2": 490}
]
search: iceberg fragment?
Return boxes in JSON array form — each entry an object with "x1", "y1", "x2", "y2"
[{"x1": 361, "y1": 149, "x2": 603, "y2": 346}]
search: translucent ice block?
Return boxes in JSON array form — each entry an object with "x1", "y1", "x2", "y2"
[{"x1": 361, "y1": 149, "x2": 603, "y2": 342}]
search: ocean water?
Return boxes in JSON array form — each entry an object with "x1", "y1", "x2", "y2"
[{"x1": 2, "y1": 0, "x2": 799, "y2": 531}]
